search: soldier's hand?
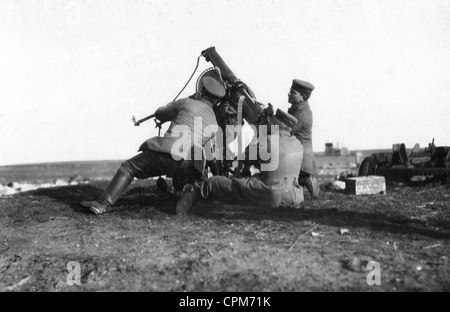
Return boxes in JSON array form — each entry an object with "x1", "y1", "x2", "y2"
[
  {"x1": 241, "y1": 167, "x2": 251, "y2": 177},
  {"x1": 238, "y1": 163, "x2": 252, "y2": 177},
  {"x1": 290, "y1": 123, "x2": 301, "y2": 136},
  {"x1": 264, "y1": 103, "x2": 274, "y2": 116},
  {"x1": 154, "y1": 119, "x2": 163, "y2": 129}
]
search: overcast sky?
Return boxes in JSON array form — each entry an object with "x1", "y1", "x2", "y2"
[{"x1": 1, "y1": 0, "x2": 450, "y2": 166}]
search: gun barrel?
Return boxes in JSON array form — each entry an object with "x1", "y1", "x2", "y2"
[{"x1": 201, "y1": 47, "x2": 238, "y2": 83}]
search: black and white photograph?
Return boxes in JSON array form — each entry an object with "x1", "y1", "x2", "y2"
[{"x1": 0, "y1": 0, "x2": 449, "y2": 295}]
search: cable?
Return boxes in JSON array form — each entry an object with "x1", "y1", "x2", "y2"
[{"x1": 172, "y1": 55, "x2": 202, "y2": 102}]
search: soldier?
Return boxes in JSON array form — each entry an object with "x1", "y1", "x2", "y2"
[
  {"x1": 175, "y1": 109, "x2": 304, "y2": 215},
  {"x1": 288, "y1": 79, "x2": 320, "y2": 198},
  {"x1": 81, "y1": 76, "x2": 226, "y2": 215}
]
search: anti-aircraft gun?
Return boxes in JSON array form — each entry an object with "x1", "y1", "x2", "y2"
[
  {"x1": 131, "y1": 46, "x2": 273, "y2": 134},
  {"x1": 198, "y1": 47, "x2": 275, "y2": 176},
  {"x1": 131, "y1": 47, "x2": 275, "y2": 184},
  {"x1": 199, "y1": 47, "x2": 273, "y2": 126}
]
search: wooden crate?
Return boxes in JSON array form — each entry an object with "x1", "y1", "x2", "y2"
[{"x1": 345, "y1": 176, "x2": 386, "y2": 195}]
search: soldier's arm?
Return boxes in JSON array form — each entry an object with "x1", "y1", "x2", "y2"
[
  {"x1": 290, "y1": 122, "x2": 302, "y2": 136},
  {"x1": 290, "y1": 111, "x2": 312, "y2": 136},
  {"x1": 154, "y1": 101, "x2": 181, "y2": 123}
]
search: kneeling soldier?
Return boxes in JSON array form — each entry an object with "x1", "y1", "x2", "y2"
[{"x1": 81, "y1": 76, "x2": 226, "y2": 215}]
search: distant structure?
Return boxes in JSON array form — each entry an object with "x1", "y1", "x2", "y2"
[
  {"x1": 245, "y1": 140, "x2": 393, "y2": 177},
  {"x1": 324, "y1": 142, "x2": 341, "y2": 156},
  {"x1": 316, "y1": 142, "x2": 358, "y2": 175}
]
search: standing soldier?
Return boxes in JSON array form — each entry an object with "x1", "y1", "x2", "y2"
[
  {"x1": 288, "y1": 79, "x2": 320, "y2": 198},
  {"x1": 175, "y1": 109, "x2": 304, "y2": 215},
  {"x1": 81, "y1": 76, "x2": 226, "y2": 215}
]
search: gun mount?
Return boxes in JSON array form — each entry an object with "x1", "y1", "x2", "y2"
[
  {"x1": 199, "y1": 47, "x2": 276, "y2": 177},
  {"x1": 358, "y1": 140, "x2": 450, "y2": 184}
]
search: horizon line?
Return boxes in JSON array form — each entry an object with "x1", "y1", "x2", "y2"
[{"x1": 0, "y1": 147, "x2": 396, "y2": 168}]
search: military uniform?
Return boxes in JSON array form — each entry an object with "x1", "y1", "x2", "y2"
[
  {"x1": 81, "y1": 76, "x2": 226, "y2": 215},
  {"x1": 288, "y1": 79, "x2": 319, "y2": 198},
  {"x1": 289, "y1": 100, "x2": 316, "y2": 175},
  {"x1": 117, "y1": 94, "x2": 218, "y2": 190},
  {"x1": 176, "y1": 109, "x2": 305, "y2": 215}
]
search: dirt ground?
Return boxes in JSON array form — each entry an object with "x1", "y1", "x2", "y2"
[{"x1": 0, "y1": 175, "x2": 449, "y2": 292}]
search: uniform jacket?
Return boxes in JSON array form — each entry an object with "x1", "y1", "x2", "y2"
[
  {"x1": 233, "y1": 129, "x2": 304, "y2": 208},
  {"x1": 288, "y1": 101, "x2": 316, "y2": 175},
  {"x1": 138, "y1": 96, "x2": 218, "y2": 172}
]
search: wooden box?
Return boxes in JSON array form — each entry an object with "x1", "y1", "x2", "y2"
[{"x1": 345, "y1": 176, "x2": 386, "y2": 195}]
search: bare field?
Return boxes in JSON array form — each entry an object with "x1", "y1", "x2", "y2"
[
  {"x1": 0, "y1": 168, "x2": 449, "y2": 292},
  {"x1": 0, "y1": 160, "x2": 123, "y2": 185}
]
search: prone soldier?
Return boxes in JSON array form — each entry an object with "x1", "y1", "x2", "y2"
[{"x1": 175, "y1": 109, "x2": 304, "y2": 215}]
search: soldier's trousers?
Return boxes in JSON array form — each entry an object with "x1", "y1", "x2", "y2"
[
  {"x1": 200, "y1": 175, "x2": 303, "y2": 209},
  {"x1": 119, "y1": 150, "x2": 200, "y2": 190},
  {"x1": 199, "y1": 176, "x2": 247, "y2": 204}
]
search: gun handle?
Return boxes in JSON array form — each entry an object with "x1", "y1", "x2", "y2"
[{"x1": 132, "y1": 114, "x2": 155, "y2": 126}]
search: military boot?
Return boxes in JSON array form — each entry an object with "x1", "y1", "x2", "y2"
[
  {"x1": 304, "y1": 175, "x2": 320, "y2": 198},
  {"x1": 156, "y1": 176, "x2": 168, "y2": 193},
  {"x1": 175, "y1": 184, "x2": 200, "y2": 216},
  {"x1": 81, "y1": 170, "x2": 133, "y2": 215}
]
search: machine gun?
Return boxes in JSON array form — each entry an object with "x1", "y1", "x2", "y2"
[
  {"x1": 130, "y1": 47, "x2": 275, "y2": 179},
  {"x1": 200, "y1": 47, "x2": 273, "y2": 126},
  {"x1": 131, "y1": 46, "x2": 273, "y2": 128},
  {"x1": 199, "y1": 47, "x2": 277, "y2": 177}
]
